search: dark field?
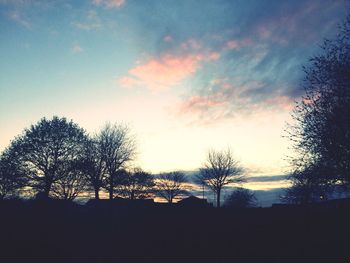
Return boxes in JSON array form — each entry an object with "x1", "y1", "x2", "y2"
[{"x1": 1, "y1": 200, "x2": 349, "y2": 263}]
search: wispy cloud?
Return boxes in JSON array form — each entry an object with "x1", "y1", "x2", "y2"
[
  {"x1": 92, "y1": 0, "x2": 125, "y2": 9},
  {"x1": 178, "y1": 77, "x2": 295, "y2": 124}
]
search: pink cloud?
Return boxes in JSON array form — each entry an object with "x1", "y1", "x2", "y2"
[
  {"x1": 265, "y1": 96, "x2": 294, "y2": 111},
  {"x1": 117, "y1": 38, "x2": 224, "y2": 90},
  {"x1": 118, "y1": 54, "x2": 202, "y2": 90},
  {"x1": 118, "y1": 76, "x2": 141, "y2": 88},
  {"x1": 180, "y1": 95, "x2": 226, "y2": 114},
  {"x1": 92, "y1": 0, "x2": 125, "y2": 9}
]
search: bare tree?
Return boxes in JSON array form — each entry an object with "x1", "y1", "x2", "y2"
[
  {"x1": 82, "y1": 138, "x2": 106, "y2": 199},
  {"x1": 198, "y1": 149, "x2": 245, "y2": 208},
  {"x1": 156, "y1": 171, "x2": 188, "y2": 203},
  {"x1": 117, "y1": 168, "x2": 155, "y2": 200},
  {"x1": 99, "y1": 123, "x2": 137, "y2": 199},
  {"x1": 50, "y1": 161, "x2": 88, "y2": 200}
]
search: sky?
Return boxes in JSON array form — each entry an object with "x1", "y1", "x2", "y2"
[{"x1": 1, "y1": 0, "x2": 349, "y2": 177}]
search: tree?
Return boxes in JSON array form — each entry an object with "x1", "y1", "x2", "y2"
[
  {"x1": 50, "y1": 160, "x2": 88, "y2": 200},
  {"x1": 6, "y1": 116, "x2": 88, "y2": 198},
  {"x1": 224, "y1": 188, "x2": 257, "y2": 208},
  {"x1": 117, "y1": 168, "x2": 155, "y2": 200},
  {"x1": 282, "y1": 163, "x2": 333, "y2": 204},
  {"x1": 0, "y1": 148, "x2": 26, "y2": 199},
  {"x1": 198, "y1": 149, "x2": 245, "y2": 208},
  {"x1": 285, "y1": 14, "x2": 350, "y2": 201},
  {"x1": 99, "y1": 123, "x2": 136, "y2": 199},
  {"x1": 81, "y1": 138, "x2": 106, "y2": 199},
  {"x1": 156, "y1": 171, "x2": 188, "y2": 203}
]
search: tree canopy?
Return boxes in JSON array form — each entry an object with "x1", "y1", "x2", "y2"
[
  {"x1": 156, "y1": 171, "x2": 188, "y2": 203},
  {"x1": 199, "y1": 149, "x2": 245, "y2": 207},
  {"x1": 286, "y1": 14, "x2": 350, "y2": 203},
  {"x1": 4, "y1": 116, "x2": 88, "y2": 198}
]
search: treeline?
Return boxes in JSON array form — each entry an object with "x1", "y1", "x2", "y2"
[
  {"x1": 0, "y1": 117, "x2": 256, "y2": 207},
  {"x1": 0, "y1": 118, "x2": 185, "y2": 202}
]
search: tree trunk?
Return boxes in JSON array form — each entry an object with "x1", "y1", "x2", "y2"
[
  {"x1": 216, "y1": 188, "x2": 221, "y2": 208},
  {"x1": 109, "y1": 175, "x2": 114, "y2": 199},
  {"x1": 94, "y1": 187, "x2": 100, "y2": 200},
  {"x1": 109, "y1": 186, "x2": 113, "y2": 199},
  {"x1": 43, "y1": 183, "x2": 51, "y2": 199}
]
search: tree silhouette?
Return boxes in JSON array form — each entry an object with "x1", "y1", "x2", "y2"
[
  {"x1": 224, "y1": 188, "x2": 257, "y2": 208},
  {"x1": 117, "y1": 168, "x2": 155, "y2": 200},
  {"x1": 99, "y1": 123, "x2": 136, "y2": 199},
  {"x1": 282, "y1": 164, "x2": 333, "y2": 204},
  {"x1": 156, "y1": 171, "x2": 188, "y2": 203},
  {"x1": 286, "y1": 14, "x2": 350, "y2": 201},
  {"x1": 82, "y1": 138, "x2": 106, "y2": 199},
  {"x1": 0, "y1": 148, "x2": 26, "y2": 199},
  {"x1": 50, "y1": 160, "x2": 88, "y2": 200},
  {"x1": 198, "y1": 149, "x2": 245, "y2": 208},
  {"x1": 5, "y1": 116, "x2": 88, "y2": 198}
]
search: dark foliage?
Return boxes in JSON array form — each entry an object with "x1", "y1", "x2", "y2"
[
  {"x1": 156, "y1": 171, "x2": 188, "y2": 203},
  {"x1": 0, "y1": 149, "x2": 26, "y2": 199},
  {"x1": 4, "y1": 116, "x2": 87, "y2": 198},
  {"x1": 224, "y1": 188, "x2": 258, "y2": 208},
  {"x1": 117, "y1": 168, "x2": 155, "y2": 199},
  {"x1": 285, "y1": 14, "x2": 350, "y2": 203}
]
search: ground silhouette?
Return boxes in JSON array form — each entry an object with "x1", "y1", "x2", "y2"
[{"x1": 1, "y1": 198, "x2": 350, "y2": 263}]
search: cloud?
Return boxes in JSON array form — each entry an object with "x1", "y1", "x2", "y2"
[
  {"x1": 117, "y1": 36, "x2": 225, "y2": 90},
  {"x1": 179, "y1": 77, "x2": 295, "y2": 123},
  {"x1": 118, "y1": 54, "x2": 202, "y2": 90},
  {"x1": 111, "y1": 0, "x2": 346, "y2": 122},
  {"x1": 117, "y1": 76, "x2": 141, "y2": 88},
  {"x1": 71, "y1": 44, "x2": 83, "y2": 54},
  {"x1": 180, "y1": 95, "x2": 226, "y2": 114},
  {"x1": 248, "y1": 175, "x2": 288, "y2": 183},
  {"x1": 92, "y1": 0, "x2": 125, "y2": 9}
]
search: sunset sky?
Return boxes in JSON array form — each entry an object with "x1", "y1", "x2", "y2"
[{"x1": 0, "y1": 0, "x2": 349, "y2": 176}]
